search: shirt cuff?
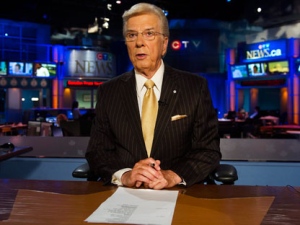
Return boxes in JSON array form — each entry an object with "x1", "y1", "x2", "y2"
[
  {"x1": 111, "y1": 168, "x2": 132, "y2": 186},
  {"x1": 178, "y1": 178, "x2": 186, "y2": 186}
]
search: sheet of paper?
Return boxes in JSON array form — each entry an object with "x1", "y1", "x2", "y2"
[{"x1": 85, "y1": 187, "x2": 179, "y2": 225}]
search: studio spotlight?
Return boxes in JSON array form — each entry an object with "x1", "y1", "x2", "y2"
[
  {"x1": 88, "y1": 17, "x2": 99, "y2": 33},
  {"x1": 102, "y1": 17, "x2": 110, "y2": 29},
  {"x1": 162, "y1": 10, "x2": 168, "y2": 16}
]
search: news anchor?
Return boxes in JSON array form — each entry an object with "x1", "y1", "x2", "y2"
[{"x1": 86, "y1": 2, "x2": 221, "y2": 190}]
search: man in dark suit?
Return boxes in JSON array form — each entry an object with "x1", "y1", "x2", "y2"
[{"x1": 86, "y1": 3, "x2": 221, "y2": 189}]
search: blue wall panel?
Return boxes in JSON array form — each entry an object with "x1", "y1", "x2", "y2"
[{"x1": 1, "y1": 158, "x2": 299, "y2": 186}]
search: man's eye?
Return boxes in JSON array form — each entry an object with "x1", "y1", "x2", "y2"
[
  {"x1": 127, "y1": 33, "x2": 136, "y2": 38},
  {"x1": 145, "y1": 31, "x2": 154, "y2": 37}
]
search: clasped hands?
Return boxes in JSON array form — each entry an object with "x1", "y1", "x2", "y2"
[{"x1": 121, "y1": 157, "x2": 182, "y2": 190}]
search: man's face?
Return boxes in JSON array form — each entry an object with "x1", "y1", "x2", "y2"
[{"x1": 125, "y1": 13, "x2": 168, "y2": 77}]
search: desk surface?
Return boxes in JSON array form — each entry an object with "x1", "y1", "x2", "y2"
[
  {"x1": 267, "y1": 124, "x2": 300, "y2": 130},
  {"x1": 0, "y1": 179, "x2": 299, "y2": 225},
  {"x1": 0, "y1": 146, "x2": 33, "y2": 161},
  {"x1": 0, "y1": 124, "x2": 28, "y2": 131}
]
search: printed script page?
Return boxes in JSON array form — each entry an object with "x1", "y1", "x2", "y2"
[{"x1": 85, "y1": 187, "x2": 179, "y2": 225}]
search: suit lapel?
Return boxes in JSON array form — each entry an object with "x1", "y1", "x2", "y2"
[
  {"x1": 152, "y1": 66, "x2": 179, "y2": 155},
  {"x1": 120, "y1": 72, "x2": 147, "y2": 154}
]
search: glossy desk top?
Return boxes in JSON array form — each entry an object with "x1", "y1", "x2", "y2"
[{"x1": 0, "y1": 179, "x2": 299, "y2": 224}]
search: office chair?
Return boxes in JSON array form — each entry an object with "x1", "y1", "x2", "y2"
[
  {"x1": 60, "y1": 120, "x2": 81, "y2": 136},
  {"x1": 72, "y1": 162, "x2": 238, "y2": 185}
]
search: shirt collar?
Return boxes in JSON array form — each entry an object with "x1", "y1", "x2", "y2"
[{"x1": 135, "y1": 60, "x2": 164, "y2": 93}]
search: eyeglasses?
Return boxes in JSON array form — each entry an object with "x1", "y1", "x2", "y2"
[{"x1": 125, "y1": 30, "x2": 164, "y2": 42}]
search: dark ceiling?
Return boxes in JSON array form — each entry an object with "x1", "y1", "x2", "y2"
[{"x1": 0, "y1": 0, "x2": 299, "y2": 35}]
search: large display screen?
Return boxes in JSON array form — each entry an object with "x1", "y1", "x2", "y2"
[
  {"x1": 267, "y1": 60, "x2": 289, "y2": 75},
  {"x1": 248, "y1": 62, "x2": 268, "y2": 77},
  {"x1": 8, "y1": 62, "x2": 33, "y2": 76},
  {"x1": 230, "y1": 64, "x2": 248, "y2": 79},
  {"x1": 0, "y1": 61, "x2": 7, "y2": 75},
  {"x1": 34, "y1": 62, "x2": 57, "y2": 77}
]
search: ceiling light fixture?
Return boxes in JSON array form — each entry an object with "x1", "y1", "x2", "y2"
[{"x1": 88, "y1": 17, "x2": 99, "y2": 33}]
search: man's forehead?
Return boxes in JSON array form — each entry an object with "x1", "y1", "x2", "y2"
[{"x1": 127, "y1": 14, "x2": 159, "y2": 28}]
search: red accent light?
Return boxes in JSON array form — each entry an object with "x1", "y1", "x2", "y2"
[
  {"x1": 67, "y1": 80, "x2": 104, "y2": 87},
  {"x1": 97, "y1": 53, "x2": 103, "y2": 60},
  {"x1": 241, "y1": 79, "x2": 286, "y2": 86}
]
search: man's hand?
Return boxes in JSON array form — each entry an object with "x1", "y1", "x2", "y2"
[
  {"x1": 146, "y1": 170, "x2": 182, "y2": 190},
  {"x1": 121, "y1": 158, "x2": 161, "y2": 188},
  {"x1": 121, "y1": 158, "x2": 182, "y2": 189}
]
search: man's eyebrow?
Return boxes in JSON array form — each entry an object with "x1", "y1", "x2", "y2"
[
  {"x1": 125, "y1": 29, "x2": 137, "y2": 33},
  {"x1": 126, "y1": 28, "x2": 155, "y2": 32},
  {"x1": 143, "y1": 28, "x2": 155, "y2": 31}
]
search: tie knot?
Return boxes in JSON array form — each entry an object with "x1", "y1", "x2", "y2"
[{"x1": 144, "y1": 80, "x2": 155, "y2": 89}]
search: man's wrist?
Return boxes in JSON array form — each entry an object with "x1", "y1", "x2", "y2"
[{"x1": 111, "y1": 168, "x2": 132, "y2": 186}]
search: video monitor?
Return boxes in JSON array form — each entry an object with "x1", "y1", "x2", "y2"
[
  {"x1": 66, "y1": 110, "x2": 73, "y2": 120},
  {"x1": 295, "y1": 58, "x2": 300, "y2": 75},
  {"x1": 8, "y1": 61, "x2": 33, "y2": 76},
  {"x1": 46, "y1": 116, "x2": 57, "y2": 124},
  {"x1": 248, "y1": 62, "x2": 268, "y2": 77},
  {"x1": 34, "y1": 62, "x2": 57, "y2": 77},
  {"x1": 79, "y1": 109, "x2": 88, "y2": 115},
  {"x1": 230, "y1": 64, "x2": 248, "y2": 79},
  {"x1": 0, "y1": 61, "x2": 7, "y2": 75},
  {"x1": 65, "y1": 109, "x2": 88, "y2": 120},
  {"x1": 268, "y1": 60, "x2": 289, "y2": 75}
]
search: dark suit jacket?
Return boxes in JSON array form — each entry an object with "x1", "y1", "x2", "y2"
[{"x1": 86, "y1": 64, "x2": 221, "y2": 186}]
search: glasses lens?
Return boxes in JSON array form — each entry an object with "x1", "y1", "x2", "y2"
[
  {"x1": 143, "y1": 31, "x2": 155, "y2": 40},
  {"x1": 125, "y1": 31, "x2": 161, "y2": 42},
  {"x1": 126, "y1": 32, "x2": 136, "y2": 42}
]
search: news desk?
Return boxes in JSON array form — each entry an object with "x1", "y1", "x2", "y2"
[
  {"x1": 0, "y1": 179, "x2": 299, "y2": 225},
  {"x1": 0, "y1": 146, "x2": 33, "y2": 162}
]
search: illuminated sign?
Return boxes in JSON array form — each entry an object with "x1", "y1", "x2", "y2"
[
  {"x1": 241, "y1": 39, "x2": 287, "y2": 63},
  {"x1": 66, "y1": 80, "x2": 103, "y2": 87},
  {"x1": 170, "y1": 40, "x2": 202, "y2": 50},
  {"x1": 64, "y1": 49, "x2": 116, "y2": 78}
]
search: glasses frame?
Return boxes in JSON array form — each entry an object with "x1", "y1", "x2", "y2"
[{"x1": 125, "y1": 30, "x2": 165, "y2": 42}]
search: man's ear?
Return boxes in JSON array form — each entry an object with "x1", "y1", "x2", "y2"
[{"x1": 162, "y1": 37, "x2": 169, "y2": 57}]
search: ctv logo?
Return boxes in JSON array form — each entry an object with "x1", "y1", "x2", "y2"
[
  {"x1": 171, "y1": 40, "x2": 201, "y2": 50},
  {"x1": 97, "y1": 52, "x2": 112, "y2": 61}
]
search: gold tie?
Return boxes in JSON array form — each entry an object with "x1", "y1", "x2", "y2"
[{"x1": 142, "y1": 80, "x2": 158, "y2": 157}]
